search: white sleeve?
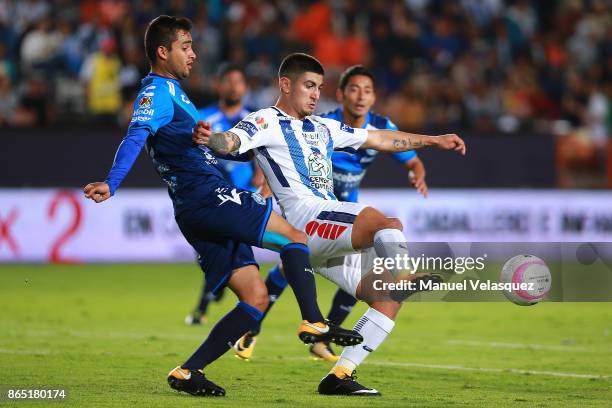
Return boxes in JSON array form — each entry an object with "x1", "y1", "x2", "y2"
[
  {"x1": 228, "y1": 110, "x2": 276, "y2": 155},
  {"x1": 317, "y1": 117, "x2": 368, "y2": 151}
]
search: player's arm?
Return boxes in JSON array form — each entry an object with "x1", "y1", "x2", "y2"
[
  {"x1": 85, "y1": 83, "x2": 173, "y2": 203},
  {"x1": 362, "y1": 129, "x2": 466, "y2": 155},
  {"x1": 83, "y1": 127, "x2": 149, "y2": 203},
  {"x1": 193, "y1": 121, "x2": 241, "y2": 155},
  {"x1": 405, "y1": 156, "x2": 428, "y2": 198}
]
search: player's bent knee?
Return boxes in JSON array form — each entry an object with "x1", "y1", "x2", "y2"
[
  {"x1": 381, "y1": 217, "x2": 403, "y2": 232},
  {"x1": 242, "y1": 286, "x2": 269, "y2": 312},
  {"x1": 369, "y1": 300, "x2": 401, "y2": 320}
]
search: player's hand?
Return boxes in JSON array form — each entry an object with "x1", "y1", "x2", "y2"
[
  {"x1": 409, "y1": 171, "x2": 428, "y2": 198},
  {"x1": 433, "y1": 134, "x2": 466, "y2": 155},
  {"x1": 83, "y1": 182, "x2": 111, "y2": 203},
  {"x1": 193, "y1": 120, "x2": 211, "y2": 145}
]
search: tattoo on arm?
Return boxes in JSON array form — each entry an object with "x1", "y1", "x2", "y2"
[
  {"x1": 392, "y1": 137, "x2": 424, "y2": 150},
  {"x1": 208, "y1": 131, "x2": 241, "y2": 155}
]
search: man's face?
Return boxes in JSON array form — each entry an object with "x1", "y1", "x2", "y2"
[
  {"x1": 288, "y1": 71, "x2": 323, "y2": 117},
  {"x1": 166, "y1": 29, "x2": 196, "y2": 80},
  {"x1": 340, "y1": 74, "x2": 375, "y2": 118},
  {"x1": 218, "y1": 70, "x2": 247, "y2": 106}
]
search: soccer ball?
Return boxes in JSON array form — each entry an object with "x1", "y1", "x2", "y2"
[{"x1": 500, "y1": 255, "x2": 551, "y2": 306}]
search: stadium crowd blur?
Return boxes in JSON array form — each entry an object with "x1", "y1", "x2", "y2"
[{"x1": 1, "y1": 0, "x2": 610, "y2": 186}]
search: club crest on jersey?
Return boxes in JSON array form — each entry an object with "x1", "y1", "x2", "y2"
[
  {"x1": 307, "y1": 152, "x2": 333, "y2": 191},
  {"x1": 138, "y1": 95, "x2": 152, "y2": 108}
]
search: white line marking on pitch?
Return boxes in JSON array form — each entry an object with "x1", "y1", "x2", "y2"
[
  {"x1": 278, "y1": 357, "x2": 610, "y2": 380},
  {"x1": 446, "y1": 340, "x2": 593, "y2": 352},
  {"x1": 0, "y1": 348, "x2": 50, "y2": 355},
  {"x1": 368, "y1": 361, "x2": 610, "y2": 380}
]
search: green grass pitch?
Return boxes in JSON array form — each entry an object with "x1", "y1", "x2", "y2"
[{"x1": 1, "y1": 264, "x2": 611, "y2": 407}]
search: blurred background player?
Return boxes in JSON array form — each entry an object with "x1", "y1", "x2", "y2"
[
  {"x1": 185, "y1": 62, "x2": 270, "y2": 326},
  {"x1": 233, "y1": 65, "x2": 430, "y2": 363}
]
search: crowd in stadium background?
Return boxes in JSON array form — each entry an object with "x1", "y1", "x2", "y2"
[
  {"x1": 0, "y1": 0, "x2": 608, "y2": 130},
  {"x1": 0, "y1": 0, "x2": 610, "y2": 186}
]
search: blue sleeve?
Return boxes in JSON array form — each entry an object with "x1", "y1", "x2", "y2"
[
  {"x1": 104, "y1": 127, "x2": 150, "y2": 195},
  {"x1": 129, "y1": 84, "x2": 174, "y2": 135},
  {"x1": 387, "y1": 119, "x2": 418, "y2": 164}
]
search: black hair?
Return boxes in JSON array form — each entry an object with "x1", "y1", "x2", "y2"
[
  {"x1": 278, "y1": 53, "x2": 324, "y2": 79},
  {"x1": 338, "y1": 65, "x2": 375, "y2": 91},
  {"x1": 216, "y1": 62, "x2": 245, "y2": 80},
  {"x1": 144, "y1": 15, "x2": 192, "y2": 65}
]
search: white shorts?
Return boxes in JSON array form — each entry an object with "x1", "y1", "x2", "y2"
[{"x1": 285, "y1": 198, "x2": 369, "y2": 297}]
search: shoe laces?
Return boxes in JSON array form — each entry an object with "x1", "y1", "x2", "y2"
[
  {"x1": 242, "y1": 333, "x2": 254, "y2": 348},
  {"x1": 343, "y1": 370, "x2": 358, "y2": 382},
  {"x1": 190, "y1": 369, "x2": 207, "y2": 381}
]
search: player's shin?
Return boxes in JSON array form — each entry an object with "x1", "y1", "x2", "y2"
[
  {"x1": 280, "y1": 244, "x2": 324, "y2": 323},
  {"x1": 332, "y1": 307, "x2": 395, "y2": 375},
  {"x1": 182, "y1": 301, "x2": 263, "y2": 370},
  {"x1": 249, "y1": 265, "x2": 287, "y2": 336}
]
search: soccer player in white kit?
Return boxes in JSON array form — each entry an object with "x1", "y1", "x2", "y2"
[{"x1": 194, "y1": 53, "x2": 466, "y2": 396}]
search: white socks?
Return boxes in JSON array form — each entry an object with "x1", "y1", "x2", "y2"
[{"x1": 334, "y1": 307, "x2": 396, "y2": 373}]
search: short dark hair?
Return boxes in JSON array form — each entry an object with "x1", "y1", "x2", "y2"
[
  {"x1": 278, "y1": 53, "x2": 324, "y2": 79},
  {"x1": 144, "y1": 15, "x2": 192, "y2": 65},
  {"x1": 338, "y1": 65, "x2": 375, "y2": 91},
  {"x1": 216, "y1": 62, "x2": 245, "y2": 80}
]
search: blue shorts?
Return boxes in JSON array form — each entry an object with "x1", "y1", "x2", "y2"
[
  {"x1": 175, "y1": 187, "x2": 273, "y2": 293},
  {"x1": 194, "y1": 241, "x2": 258, "y2": 294}
]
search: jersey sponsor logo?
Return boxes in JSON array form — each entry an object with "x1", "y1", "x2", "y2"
[
  {"x1": 134, "y1": 107, "x2": 154, "y2": 116},
  {"x1": 138, "y1": 95, "x2": 152, "y2": 108},
  {"x1": 305, "y1": 220, "x2": 348, "y2": 240},
  {"x1": 236, "y1": 120, "x2": 258, "y2": 137},
  {"x1": 307, "y1": 152, "x2": 333, "y2": 191},
  {"x1": 131, "y1": 114, "x2": 153, "y2": 122},
  {"x1": 302, "y1": 131, "x2": 320, "y2": 146},
  {"x1": 332, "y1": 171, "x2": 364, "y2": 184},
  {"x1": 340, "y1": 123, "x2": 355, "y2": 134},
  {"x1": 215, "y1": 187, "x2": 245, "y2": 206},
  {"x1": 255, "y1": 116, "x2": 268, "y2": 129}
]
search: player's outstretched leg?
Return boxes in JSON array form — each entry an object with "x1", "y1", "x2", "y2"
[
  {"x1": 168, "y1": 265, "x2": 268, "y2": 397},
  {"x1": 234, "y1": 264, "x2": 287, "y2": 360},
  {"x1": 319, "y1": 207, "x2": 437, "y2": 396},
  {"x1": 262, "y1": 212, "x2": 363, "y2": 347}
]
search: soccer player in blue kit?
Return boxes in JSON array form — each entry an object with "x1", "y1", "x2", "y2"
[
  {"x1": 83, "y1": 16, "x2": 361, "y2": 397},
  {"x1": 185, "y1": 63, "x2": 269, "y2": 326},
  {"x1": 233, "y1": 65, "x2": 431, "y2": 363}
]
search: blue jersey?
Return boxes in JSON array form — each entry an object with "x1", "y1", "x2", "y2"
[
  {"x1": 323, "y1": 108, "x2": 417, "y2": 202},
  {"x1": 106, "y1": 73, "x2": 232, "y2": 215},
  {"x1": 198, "y1": 103, "x2": 254, "y2": 190}
]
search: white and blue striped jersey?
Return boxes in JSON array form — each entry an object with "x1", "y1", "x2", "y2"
[{"x1": 229, "y1": 106, "x2": 368, "y2": 213}]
